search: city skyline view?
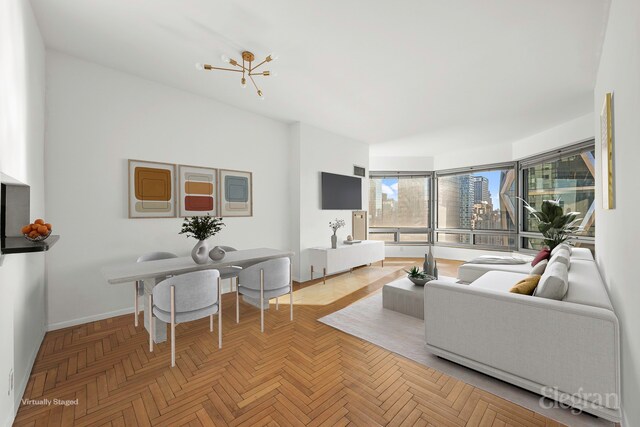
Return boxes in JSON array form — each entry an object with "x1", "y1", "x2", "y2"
[{"x1": 379, "y1": 171, "x2": 502, "y2": 208}]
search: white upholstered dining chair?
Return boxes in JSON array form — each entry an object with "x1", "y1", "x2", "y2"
[
  {"x1": 236, "y1": 257, "x2": 292, "y2": 332},
  {"x1": 149, "y1": 270, "x2": 222, "y2": 367},
  {"x1": 134, "y1": 252, "x2": 178, "y2": 327}
]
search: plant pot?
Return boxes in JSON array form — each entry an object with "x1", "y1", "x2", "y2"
[
  {"x1": 191, "y1": 240, "x2": 209, "y2": 265},
  {"x1": 331, "y1": 234, "x2": 337, "y2": 249},
  {"x1": 209, "y1": 246, "x2": 226, "y2": 261},
  {"x1": 408, "y1": 275, "x2": 436, "y2": 286}
]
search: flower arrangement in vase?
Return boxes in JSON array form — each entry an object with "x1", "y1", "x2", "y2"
[
  {"x1": 329, "y1": 219, "x2": 345, "y2": 249},
  {"x1": 179, "y1": 214, "x2": 225, "y2": 264}
]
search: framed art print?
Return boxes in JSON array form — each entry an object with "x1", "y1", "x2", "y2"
[
  {"x1": 178, "y1": 165, "x2": 218, "y2": 217},
  {"x1": 128, "y1": 160, "x2": 176, "y2": 218},
  {"x1": 600, "y1": 92, "x2": 614, "y2": 209},
  {"x1": 219, "y1": 169, "x2": 253, "y2": 217}
]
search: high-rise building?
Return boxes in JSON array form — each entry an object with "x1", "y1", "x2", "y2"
[
  {"x1": 472, "y1": 176, "x2": 490, "y2": 204},
  {"x1": 397, "y1": 177, "x2": 429, "y2": 227}
]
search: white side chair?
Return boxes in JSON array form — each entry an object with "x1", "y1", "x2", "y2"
[
  {"x1": 149, "y1": 270, "x2": 222, "y2": 367},
  {"x1": 236, "y1": 257, "x2": 292, "y2": 332},
  {"x1": 134, "y1": 252, "x2": 178, "y2": 327}
]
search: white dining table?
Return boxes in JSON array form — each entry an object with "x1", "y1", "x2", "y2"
[{"x1": 101, "y1": 248, "x2": 294, "y2": 343}]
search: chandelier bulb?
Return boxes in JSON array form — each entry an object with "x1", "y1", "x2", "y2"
[
  {"x1": 257, "y1": 90, "x2": 264, "y2": 99},
  {"x1": 241, "y1": 78, "x2": 247, "y2": 88},
  {"x1": 221, "y1": 54, "x2": 230, "y2": 64},
  {"x1": 195, "y1": 63, "x2": 204, "y2": 71}
]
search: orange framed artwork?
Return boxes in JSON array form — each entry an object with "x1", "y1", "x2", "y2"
[{"x1": 128, "y1": 159, "x2": 176, "y2": 218}]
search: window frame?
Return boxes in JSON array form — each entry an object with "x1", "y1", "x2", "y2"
[
  {"x1": 368, "y1": 171, "x2": 432, "y2": 245},
  {"x1": 367, "y1": 140, "x2": 596, "y2": 253},
  {"x1": 434, "y1": 162, "x2": 518, "y2": 251},
  {"x1": 517, "y1": 139, "x2": 596, "y2": 254}
]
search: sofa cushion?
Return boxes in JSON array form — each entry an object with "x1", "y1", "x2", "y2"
[
  {"x1": 563, "y1": 259, "x2": 614, "y2": 310},
  {"x1": 535, "y1": 262, "x2": 568, "y2": 300},
  {"x1": 509, "y1": 275, "x2": 541, "y2": 295},
  {"x1": 530, "y1": 259, "x2": 548, "y2": 275},
  {"x1": 458, "y1": 262, "x2": 532, "y2": 283},
  {"x1": 470, "y1": 271, "x2": 529, "y2": 292},
  {"x1": 551, "y1": 243, "x2": 572, "y2": 256},
  {"x1": 531, "y1": 248, "x2": 551, "y2": 266},
  {"x1": 570, "y1": 247, "x2": 594, "y2": 261},
  {"x1": 548, "y1": 249, "x2": 571, "y2": 269}
]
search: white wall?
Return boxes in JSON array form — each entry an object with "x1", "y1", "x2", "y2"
[
  {"x1": 369, "y1": 156, "x2": 433, "y2": 171},
  {"x1": 512, "y1": 113, "x2": 594, "y2": 160},
  {"x1": 593, "y1": 0, "x2": 640, "y2": 425},
  {"x1": 290, "y1": 123, "x2": 369, "y2": 281},
  {"x1": 0, "y1": 0, "x2": 46, "y2": 423},
  {"x1": 45, "y1": 52, "x2": 292, "y2": 329},
  {"x1": 434, "y1": 142, "x2": 513, "y2": 170}
]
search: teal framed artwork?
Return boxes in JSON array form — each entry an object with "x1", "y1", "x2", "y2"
[{"x1": 219, "y1": 169, "x2": 253, "y2": 217}]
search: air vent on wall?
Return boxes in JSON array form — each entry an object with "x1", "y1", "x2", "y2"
[{"x1": 353, "y1": 165, "x2": 366, "y2": 177}]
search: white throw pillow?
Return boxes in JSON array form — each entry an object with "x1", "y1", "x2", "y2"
[
  {"x1": 551, "y1": 243, "x2": 572, "y2": 256},
  {"x1": 549, "y1": 248, "x2": 571, "y2": 269},
  {"x1": 535, "y1": 262, "x2": 569, "y2": 300},
  {"x1": 530, "y1": 259, "x2": 548, "y2": 275}
]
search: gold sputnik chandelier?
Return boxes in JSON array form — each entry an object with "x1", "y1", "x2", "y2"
[{"x1": 196, "y1": 51, "x2": 278, "y2": 100}]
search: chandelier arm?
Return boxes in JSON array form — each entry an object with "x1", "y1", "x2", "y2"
[
  {"x1": 248, "y1": 74, "x2": 261, "y2": 92},
  {"x1": 205, "y1": 66, "x2": 244, "y2": 73},
  {"x1": 251, "y1": 60, "x2": 268, "y2": 71},
  {"x1": 231, "y1": 62, "x2": 250, "y2": 72},
  {"x1": 249, "y1": 72, "x2": 269, "y2": 76}
]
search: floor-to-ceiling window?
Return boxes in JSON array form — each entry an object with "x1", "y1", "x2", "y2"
[
  {"x1": 519, "y1": 141, "x2": 595, "y2": 251},
  {"x1": 367, "y1": 140, "x2": 595, "y2": 252},
  {"x1": 368, "y1": 173, "x2": 431, "y2": 243},
  {"x1": 435, "y1": 164, "x2": 517, "y2": 250}
]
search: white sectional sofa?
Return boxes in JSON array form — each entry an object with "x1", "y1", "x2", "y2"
[{"x1": 424, "y1": 247, "x2": 621, "y2": 422}]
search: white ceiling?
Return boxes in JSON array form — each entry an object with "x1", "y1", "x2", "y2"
[{"x1": 30, "y1": 0, "x2": 610, "y2": 156}]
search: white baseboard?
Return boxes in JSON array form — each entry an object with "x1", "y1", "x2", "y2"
[
  {"x1": 47, "y1": 279, "x2": 239, "y2": 331},
  {"x1": 47, "y1": 307, "x2": 134, "y2": 331},
  {"x1": 10, "y1": 327, "x2": 46, "y2": 425}
]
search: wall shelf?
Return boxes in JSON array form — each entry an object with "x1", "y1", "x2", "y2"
[{"x1": 1, "y1": 235, "x2": 60, "y2": 255}]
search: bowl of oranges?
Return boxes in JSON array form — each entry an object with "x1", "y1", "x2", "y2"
[{"x1": 22, "y1": 219, "x2": 52, "y2": 242}]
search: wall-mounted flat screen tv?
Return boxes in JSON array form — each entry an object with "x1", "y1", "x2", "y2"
[{"x1": 321, "y1": 172, "x2": 362, "y2": 210}]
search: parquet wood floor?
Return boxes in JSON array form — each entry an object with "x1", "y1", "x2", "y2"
[{"x1": 14, "y1": 258, "x2": 566, "y2": 426}]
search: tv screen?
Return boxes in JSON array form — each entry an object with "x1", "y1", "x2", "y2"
[{"x1": 321, "y1": 172, "x2": 362, "y2": 210}]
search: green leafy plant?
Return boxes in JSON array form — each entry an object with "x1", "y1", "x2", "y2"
[
  {"x1": 179, "y1": 214, "x2": 225, "y2": 241},
  {"x1": 522, "y1": 199, "x2": 582, "y2": 251},
  {"x1": 404, "y1": 266, "x2": 427, "y2": 279}
]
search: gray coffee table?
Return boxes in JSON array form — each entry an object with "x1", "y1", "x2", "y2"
[{"x1": 382, "y1": 276, "x2": 458, "y2": 319}]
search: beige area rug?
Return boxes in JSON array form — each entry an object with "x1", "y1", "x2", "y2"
[{"x1": 319, "y1": 292, "x2": 614, "y2": 427}]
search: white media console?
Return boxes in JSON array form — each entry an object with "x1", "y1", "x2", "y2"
[{"x1": 308, "y1": 240, "x2": 385, "y2": 283}]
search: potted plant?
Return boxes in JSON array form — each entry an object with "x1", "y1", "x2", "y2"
[
  {"x1": 180, "y1": 215, "x2": 225, "y2": 264},
  {"x1": 522, "y1": 199, "x2": 582, "y2": 252},
  {"x1": 329, "y1": 219, "x2": 345, "y2": 249},
  {"x1": 404, "y1": 266, "x2": 435, "y2": 286}
]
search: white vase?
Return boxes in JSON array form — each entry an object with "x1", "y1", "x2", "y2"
[{"x1": 191, "y1": 240, "x2": 209, "y2": 264}]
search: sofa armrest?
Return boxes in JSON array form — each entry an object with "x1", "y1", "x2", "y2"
[{"x1": 424, "y1": 281, "x2": 620, "y2": 410}]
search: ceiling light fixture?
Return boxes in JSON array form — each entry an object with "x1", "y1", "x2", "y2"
[{"x1": 196, "y1": 51, "x2": 278, "y2": 100}]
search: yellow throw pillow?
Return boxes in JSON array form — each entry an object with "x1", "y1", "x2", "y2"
[{"x1": 509, "y1": 275, "x2": 541, "y2": 295}]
